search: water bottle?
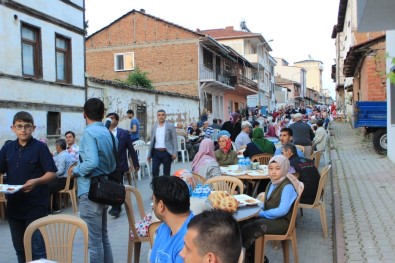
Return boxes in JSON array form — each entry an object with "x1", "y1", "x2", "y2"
[
  {"x1": 242, "y1": 157, "x2": 247, "y2": 171},
  {"x1": 202, "y1": 184, "x2": 211, "y2": 198},
  {"x1": 245, "y1": 157, "x2": 251, "y2": 170},
  {"x1": 238, "y1": 157, "x2": 244, "y2": 171},
  {"x1": 195, "y1": 184, "x2": 203, "y2": 198}
]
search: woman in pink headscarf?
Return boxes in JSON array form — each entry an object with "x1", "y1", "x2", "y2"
[{"x1": 191, "y1": 138, "x2": 221, "y2": 180}]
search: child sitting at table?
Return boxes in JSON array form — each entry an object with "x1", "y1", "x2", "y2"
[{"x1": 240, "y1": 155, "x2": 301, "y2": 263}]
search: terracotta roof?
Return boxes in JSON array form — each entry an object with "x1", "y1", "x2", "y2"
[
  {"x1": 198, "y1": 28, "x2": 261, "y2": 39},
  {"x1": 87, "y1": 9, "x2": 205, "y2": 40}
]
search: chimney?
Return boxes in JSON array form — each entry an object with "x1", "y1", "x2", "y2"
[
  {"x1": 140, "y1": 9, "x2": 145, "y2": 13},
  {"x1": 225, "y1": 26, "x2": 234, "y2": 30}
]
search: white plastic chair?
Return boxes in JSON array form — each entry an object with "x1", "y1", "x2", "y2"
[
  {"x1": 133, "y1": 144, "x2": 151, "y2": 180},
  {"x1": 174, "y1": 136, "x2": 189, "y2": 163},
  {"x1": 132, "y1": 140, "x2": 146, "y2": 147},
  {"x1": 231, "y1": 141, "x2": 237, "y2": 151}
]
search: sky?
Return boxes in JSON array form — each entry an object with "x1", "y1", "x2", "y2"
[{"x1": 85, "y1": 0, "x2": 339, "y2": 98}]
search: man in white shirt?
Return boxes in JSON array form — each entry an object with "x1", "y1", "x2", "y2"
[
  {"x1": 65, "y1": 131, "x2": 79, "y2": 163},
  {"x1": 148, "y1": 110, "x2": 178, "y2": 177},
  {"x1": 235, "y1": 121, "x2": 252, "y2": 151}
]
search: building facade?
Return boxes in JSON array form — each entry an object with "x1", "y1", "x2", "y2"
[
  {"x1": 0, "y1": 0, "x2": 86, "y2": 146},
  {"x1": 85, "y1": 10, "x2": 257, "y2": 121}
]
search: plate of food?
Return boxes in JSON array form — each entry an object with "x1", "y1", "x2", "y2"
[
  {"x1": 246, "y1": 170, "x2": 269, "y2": 176},
  {"x1": 233, "y1": 194, "x2": 261, "y2": 206},
  {"x1": 0, "y1": 184, "x2": 23, "y2": 194},
  {"x1": 226, "y1": 170, "x2": 245, "y2": 176}
]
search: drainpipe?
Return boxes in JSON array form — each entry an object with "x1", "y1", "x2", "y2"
[{"x1": 83, "y1": 0, "x2": 88, "y2": 102}]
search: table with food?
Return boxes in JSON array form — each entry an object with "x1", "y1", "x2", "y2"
[{"x1": 220, "y1": 164, "x2": 270, "y2": 197}]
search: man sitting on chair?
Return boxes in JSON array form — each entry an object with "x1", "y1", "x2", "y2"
[
  {"x1": 274, "y1": 128, "x2": 304, "y2": 157},
  {"x1": 180, "y1": 209, "x2": 242, "y2": 263},
  {"x1": 282, "y1": 143, "x2": 320, "y2": 205},
  {"x1": 49, "y1": 138, "x2": 72, "y2": 213},
  {"x1": 150, "y1": 176, "x2": 194, "y2": 262}
]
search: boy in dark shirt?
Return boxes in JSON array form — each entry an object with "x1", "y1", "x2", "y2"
[{"x1": 0, "y1": 111, "x2": 57, "y2": 263}]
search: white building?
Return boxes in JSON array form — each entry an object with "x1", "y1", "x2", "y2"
[{"x1": 0, "y1": 0, "x2": 86, "y2": 145}]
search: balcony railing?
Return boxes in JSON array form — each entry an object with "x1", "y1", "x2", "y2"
[{"x1": 200, "y1": 66, "x2": 233, "y2": 87}]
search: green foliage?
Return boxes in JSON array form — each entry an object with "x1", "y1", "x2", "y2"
[{"x1": 123, "y1": 67, "x2": 154, "y2": 89}]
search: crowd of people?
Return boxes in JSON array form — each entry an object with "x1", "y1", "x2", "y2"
[{"x1": 0, "y1": 101, "x2": 332, "y2": 263}]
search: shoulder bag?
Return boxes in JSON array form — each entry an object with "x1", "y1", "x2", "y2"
[{"x1": 86, "y1": 131, "x2": 126, "y2": 206}]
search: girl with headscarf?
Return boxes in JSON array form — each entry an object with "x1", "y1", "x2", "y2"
[
  {"x1": 220, "y1": 112, "x2": 242, "y2": 142},
  {"x1": 191, "y1": 138, "x2": 221, "y2": 180},
  {"x1": 240, "y1": 155, "x2": 300, "y2": 262},
  {"x1": 214, "y1": 132, "x2": 238, "y2": 166},
  {"x1": 243, "y1": 128, "x2": 276, "y2": 159}
]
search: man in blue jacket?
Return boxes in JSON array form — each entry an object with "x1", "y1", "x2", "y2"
[{"x1": 106, "y1": 112, "x2": 140, "y2": 217}]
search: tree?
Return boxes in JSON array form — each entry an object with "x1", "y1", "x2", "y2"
[{"x1": 123, "y1": 67, "x2": 154, "y2": 89}]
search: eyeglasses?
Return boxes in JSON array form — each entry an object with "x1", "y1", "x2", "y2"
[{"x1": 14, "y1": 124, "x2": 33, "y2": 130}]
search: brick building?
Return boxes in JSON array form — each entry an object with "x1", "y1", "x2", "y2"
[{"x1": 86, "y1": 9, "x2": 257, "y2": 121}]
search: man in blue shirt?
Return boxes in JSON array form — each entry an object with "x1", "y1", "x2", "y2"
[
  {"x1": 71, "y1": 98, "x2": 117, "y2": 263},
  {"x1": 150, "y1": 176, "x2": 193, "y2": 263},
  {"x1": 48, "y1": 138, "x2": 72, "y2": 213},
  {"x1": 0, "y1": 111, "x2": 57, "y2": 263},
  {"x1": 127, "y1": 109, "x2": 140, "y2": 143}
]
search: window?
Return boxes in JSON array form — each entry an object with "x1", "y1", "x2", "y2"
[
  {"x1": 203, "y1": 48, "x2": 213, "y2": 70},
  {"x1": 21, "y1": 23, "x2": 41, "y2": 78},
  {"x1": 47, "y1": 112, "x2": 61, "y2": 136},
  {"x1": 114, "y1": 52, "x2": 134, "y2": 71},
  {"x1": 55, "y1": 35, "x2": 72, "y2": 83}
]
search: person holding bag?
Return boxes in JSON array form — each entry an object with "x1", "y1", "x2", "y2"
[{"x1": 70, "y1": 98, "x2": 117, "y2": 263}]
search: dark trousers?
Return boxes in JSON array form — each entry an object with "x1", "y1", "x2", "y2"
[
  {"x1": 48, "y1": 177, "x2": 67, "y2": 210},
  {"x1": 152, "y1": 149, "x2": 172, "y2": 176},
  {"x1": 109, "y1": 169, "x2": 125, "y2": 213},
  {"x1": 8, "y1": 217, "x2": 47, "y2": 263}
]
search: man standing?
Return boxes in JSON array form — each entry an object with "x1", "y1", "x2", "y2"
[
  {"x1": 0, "y1": 111, "x2": 57, "y2": 263},
  {"x1": 180, "y1": 209, "x2": 242, "y2": 263},
  {"x1": 72, "y1": 98, "x2": 116, "y2": 263},
  {"x1": 150, "y1": 176, "x2": 193, "y2": 262},
  {"x1": 49, "y1": 138, "x2": 72, "y2": 213},
  {"x1": 127, "y1": 109, "x2": 140, "y2": 143},
  {"x1": 274, "y1": 128, "x2": 304, "y2": 157},
  {"x1": 65, "y1": 130, "x2": 79, "y2": 162},
  {"x1": 289, "y1": 113, "x2": 315, "y2": 157},
  {"x1": 106, "y1": 112, "x2": 140, "y2": 218},
  {"x1": 235, "y1": 121, "x2": 252, "y2": 151},
  {"x1": 148, "y1": 109, "x2": 177, "y2": 177}
]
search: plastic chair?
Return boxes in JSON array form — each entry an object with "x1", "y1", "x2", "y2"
[
  {"x1": 124, "y1": 185, "x2": 150, "y2": 263},
  {"x1": 174, "y1": 136, "x2": 189, "y2": 163},
  {"x1": 133, "y1": 144, "x2": 151, "y2": 180},
  {"x1": 148, "y1": 221, "x2": 161, "y2": 247},
  {"x1": 192, "y1": 172, "x2": 207, "y2": 186},
  {"x1": 51, "y1": 162, "x2": 78, "y2": 214},
  {"x1": 205, "y1": 176, "x2": 244, "y2": 195},
  {"x1": 251, "y1": 153, "x2": 273, "y2": 165},
  {"x1": 132, "y1": 140, "x2": 146, "y2": 146},
  {"x1": 0, "y1": 174, "x2": 6, "y2": 220},
  {"x1": 299, "y1": 165, "x2": 332, "y2": 239},
  {"x1": 254, "y1": 182, "x2": 305, "y2": 263},
  {"x1": 309, "y1": 151, "x2": 322, "y2": 169},
  {"x1": 23, "y1": 214, "x2": 89, "y2": 263}
]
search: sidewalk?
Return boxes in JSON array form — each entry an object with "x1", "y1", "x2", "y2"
[{"x1": 331, "y1": 121, "x2": 395, "y2": 263}]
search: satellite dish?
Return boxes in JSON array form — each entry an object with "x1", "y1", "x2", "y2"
[{"x1": 240, "y1": 19, "x2": 251, "y2": 32}]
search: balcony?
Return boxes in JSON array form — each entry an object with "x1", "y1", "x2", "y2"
[{"x1": 199, "y1": 65, "x2": 235, "y2": 92}]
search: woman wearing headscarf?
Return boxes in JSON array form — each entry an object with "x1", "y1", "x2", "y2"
[
  {"x1": 220, "y1": 112, "x2": 242, "y2": 142},
  {"x1": 191, "y1": 138, "x2": 221, "y2": 180},
  {"x1": 243, "y1": 128, "x2": 276, "y2": 159},
  {"x1": 240, "y1": 155, "x2": 300, "y2": 263},
  {"x1": 214, "y1": 131, "x2": 238, "y2": 166}
]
